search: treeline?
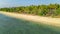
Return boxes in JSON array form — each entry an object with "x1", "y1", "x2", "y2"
[{"x1": 0, "y1": 4, "x2": 60, "y2": 17}]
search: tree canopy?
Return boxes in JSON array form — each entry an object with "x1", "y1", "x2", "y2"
[{"x1": 0, "y1": 4, "x2": 60, "y2": 17}]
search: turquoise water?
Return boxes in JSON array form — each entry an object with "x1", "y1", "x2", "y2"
[{"x1": 0, "y1": 14, "x2": 60, "y2": 34}]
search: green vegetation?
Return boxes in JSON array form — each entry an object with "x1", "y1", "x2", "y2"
[
  {"x1": 0, "y1": 14, "x2": 60, "y2": 34},
  {"x1": 0, "y1": 4, "x2": 60, "y2": 17}
]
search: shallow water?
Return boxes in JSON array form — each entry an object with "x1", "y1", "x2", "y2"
[{"x1": 0, "y1": 14, "x2": 60, "y2": 34}]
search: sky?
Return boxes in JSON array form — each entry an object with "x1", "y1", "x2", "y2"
[{"x1": 0, "y1": 0, "x2": 60, "y2": 8}]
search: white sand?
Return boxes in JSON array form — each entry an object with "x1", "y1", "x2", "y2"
[{"x1": 0, "y1": 11, "x2": 60, "y2": 26}]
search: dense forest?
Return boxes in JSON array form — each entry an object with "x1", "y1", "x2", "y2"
[{"x1": 0, "y1": 4, "x2": 60, "y2": 17}]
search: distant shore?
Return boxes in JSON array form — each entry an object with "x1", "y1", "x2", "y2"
[{"x1": 0, "y1": 11, "x2": 60, "y2": 27}]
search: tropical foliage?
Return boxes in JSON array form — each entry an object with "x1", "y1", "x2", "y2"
[{"x1": 0, "y1": 4, "x2": 60, "y2": 17}]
